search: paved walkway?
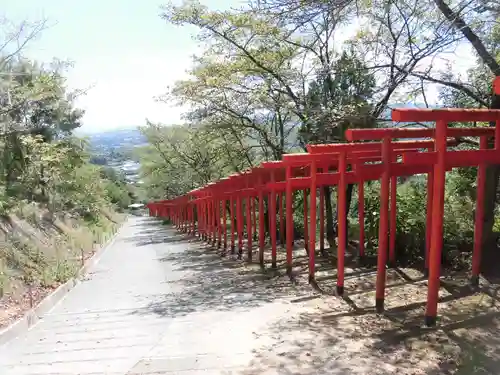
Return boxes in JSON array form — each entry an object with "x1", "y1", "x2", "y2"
[
  {"x1": 0, "y1": 217, "x2": 323, "y2": 375},
  {"x1": 1, "y1": 216, "x2": 486, "y2": 374}
]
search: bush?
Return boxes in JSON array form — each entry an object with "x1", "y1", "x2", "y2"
[
  {"x1": 104, "y1": 181, "x2": 132, "y2": 210},
  {"x1": 354, "y1": 170, "x2": 477, "y2": 268}
]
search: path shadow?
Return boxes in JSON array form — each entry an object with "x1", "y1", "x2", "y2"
[
  {"x1": 124, "y1": 223, "x2": 193, "y2": 246},
  {"x1": 127, "y1": 222, "x2": 319, "y2": 320},
  {"x1": 366, "y1": 282, "x2": 500, "y2": 375},
  {"x1": 236, "y1": 280, "x2": 500, "y2": 375},
  {"x1": 125, "y1": 221, "x2": 500, "y2": 374}
]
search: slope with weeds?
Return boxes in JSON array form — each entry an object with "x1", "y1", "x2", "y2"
[{"x1": 0, "y1": 202, "x2": 125, "y2": 330}]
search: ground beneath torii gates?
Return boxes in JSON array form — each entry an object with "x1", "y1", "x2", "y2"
[{"x1": 1, "y1": 217, "x2": 500, "y2": 374}]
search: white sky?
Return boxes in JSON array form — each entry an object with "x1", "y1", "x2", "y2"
[
  {"x1": 3, "y1": 0, "x2": 478, "y2": 133},
  {"x1": 3, "y1": 0, "x2": 237, "y2": 133}
]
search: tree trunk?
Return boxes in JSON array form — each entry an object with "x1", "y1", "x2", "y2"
[
  {"x1": 324, "y1": 186, "x2": 335, "y2": 248},
  {"x1": 433, "y1": 0, "x2": 500, "y2": 274},
  {"x1": 324, "y1": 183, "x2": 354, "y2": 248}
]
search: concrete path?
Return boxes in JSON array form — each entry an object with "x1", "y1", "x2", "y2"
[
  {"x1": 1, "y1": 216, "x2": 484, "y2": 374},
  {"x1": 0, "y1": 217, "x2": 323, "y2": 375}
]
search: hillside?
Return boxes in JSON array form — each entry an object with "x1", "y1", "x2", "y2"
[{"x1": 0, "y1": 205, "x2": 124, "y2": 329}]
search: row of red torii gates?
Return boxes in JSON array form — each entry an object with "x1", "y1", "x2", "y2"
[{"x1": 147, "y1": 82, "x2": 500, "y2": 327}]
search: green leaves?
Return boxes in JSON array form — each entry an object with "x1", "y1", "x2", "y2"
[
  {"x1": 137, "y1": 121, "x2": 253, "y2": 200},
  {"x1": 161, "y1": 0, "x2": 209, "y2": 26}
]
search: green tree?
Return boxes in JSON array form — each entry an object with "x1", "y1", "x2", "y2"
[
  {"x1": 138, "y1": 122, "x2": 254, "y2": 200},
  {"x1": 161, "y1": 0, "x2": 380, "y2": 245}
]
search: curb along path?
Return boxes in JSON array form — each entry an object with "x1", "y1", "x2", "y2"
[
  {"x1": 0, "y1": 224, "x2": 122, "y2": 347},
  {"x1": 0, "y1": 216, "x2": 320, "y2": 375}
]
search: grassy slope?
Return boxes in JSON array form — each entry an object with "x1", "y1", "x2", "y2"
[{"x1": 0, "y1": 203, "x2": 125, "y2": 329}]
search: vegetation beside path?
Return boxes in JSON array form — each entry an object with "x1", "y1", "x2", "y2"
[
  {"x1": 0, "y1": 20, "x2": 136, "y2": 330},
  {"x1": 138, "y1": 0, "x2": 500, "y2": 272}
]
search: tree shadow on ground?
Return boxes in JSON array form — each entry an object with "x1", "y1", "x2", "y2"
[
  {"x1": 126, "y1": 221, "x2": 500, "y2": 374},
  {"x1": 123, "y1": 222, "x2": 192, "y2": 246},
  {"x1": 239, "y1": 277, "x2": 500, "y2": 374},
  {"x1": 126, "y1": 223, "x2": 320, "y2": 320},
  {"x1": 366, "y1": 281, "x2": 500, "y2": 375},
  {"x1": 130, "y1": 217, "x2": 165, "y2": 227}
]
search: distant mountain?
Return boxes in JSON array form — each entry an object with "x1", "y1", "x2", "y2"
[
  {"x1": 76, "y1": 125, "x2": 140, "y2": 136},
  {"x1": 86, "y1": 128, "x2": 147, "y2": 149},
  {"x1": 86, "y1": 128, "x2": 147, "y2": 171}
]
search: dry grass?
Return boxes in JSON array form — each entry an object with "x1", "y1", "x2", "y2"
[{"x1": 0, "y1": 205, "x2": 125, "y2": 330}]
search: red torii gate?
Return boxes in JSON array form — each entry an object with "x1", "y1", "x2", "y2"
[
  {"x1": 148, "y1": 83, "x2": 500, "y2": 327},
  {"x1": 383, "y1": 108, "x2": 500, "y2": 326},
  {"x1": 281, "y1": 139, "x2": 458, "y2": 286}
]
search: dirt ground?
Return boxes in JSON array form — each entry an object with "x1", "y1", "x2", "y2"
[{"x1": 168, "y1": 230, "x2": 500, "y2": 375}]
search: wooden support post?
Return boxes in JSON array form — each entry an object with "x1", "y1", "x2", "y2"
[
  {"x1": 252, "y1": 197, "x2": 257, "y2": 242},
  {"x1": 425, "y1": 120, "x2": 447, "y2": 327},
  {"x1": 270, "y1": 171, "x2": 278, "y2": 269},
  {"x1": 230, "y1": 197, "x2": 235, "y2": 254},
  {"x1": 209, "y1": 200, "x2": 213, "y2": 242},
  {"x1": 222, "y1": 199, "x2": 227, "y2": 254},
  {"x1": 206, "y1": 201, "x2": 209, "y2": 241},
  {"x1": 337, "y1": 151, "x2": 347, "y2": 296},
  {"x1": 389, "y1": 175, "x2": 397, "y2": 266},
  {"x1": 425, "y1": 165, "x2": 434, "y2": 275},
  {"x1": 217, "y1": 199, "x2": 222, "y2": 249},
  {"x1": 279, "y1": 193, "x2": 285, "y2": 245},
  {"x1": 319, "y1": 176, "x2": 325, "y2": 255},
  {"x1": 303, "y1": 189, "x2": 308, "y2": 253},
  {"x1": 309, "y1": 160, "x2": 317, "y2": 282},
  {"x1": 259, "y1": 179, "x2": 265, "y2": 266},
  {"x1": 286, "y1": 165, "x2": 294, "y2": 275},
  {"x1": 213, "y1": 199, "x2": 218, "y2": 247},
  {"x1": 471, "y1": 135, "x2": 488, "y2": 286},
  {"x1": 246, "y1": 196, "x2": 253, "y2": 260},
  {"x1": 375, "y1": 136, "x2": 391, "y2": 312},
  {"x1": 237, "y1": 195, "x2": 244, "y2": 258},
  {"x1": 358, "y1": 182, "x2": 365, "y2": 259}
]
